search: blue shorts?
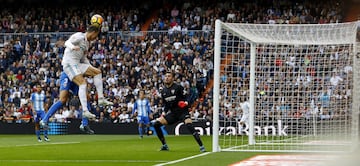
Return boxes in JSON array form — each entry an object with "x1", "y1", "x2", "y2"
[
  {"x1": 137, "y1": 116, "x2": 150, "y2": 125},
  {"x1": 59, "y1": 72, "x2": 79, "y2": 94},
  {"x1": 34, "y1": 111, "x2": 45, "y2": 123}
]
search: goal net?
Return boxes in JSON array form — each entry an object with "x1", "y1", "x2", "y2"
[{"x1": 213, "y1": 20, "x2": 360, "y2": 153}]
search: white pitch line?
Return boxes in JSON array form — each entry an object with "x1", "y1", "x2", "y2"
[
  {"x1": 0, "y1": 142, "x2": 80, "y2": 148},
  {"x1": 154, "y1": 152, "x2": 211, "y2": 166},
  {"x1": 0, "y1": 159, "x2": 168, "y2": 163}
]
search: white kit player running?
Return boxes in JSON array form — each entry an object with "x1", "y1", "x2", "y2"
[{"x1": 62, "y1": 25, "x2": 113, "y2": 118}]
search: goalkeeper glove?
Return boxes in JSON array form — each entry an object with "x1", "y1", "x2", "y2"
[{"x1": 178, "y1": 101, "x2": 188, "y2": 108}]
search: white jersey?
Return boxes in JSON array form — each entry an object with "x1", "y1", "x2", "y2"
[
  {"x1": 62, "y1": 32, "x2": 90, "y2": 65},
  {"x1": 240, "y1": 101, "x2": 250, "y2": 123}
]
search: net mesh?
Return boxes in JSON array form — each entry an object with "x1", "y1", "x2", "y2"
[{"x1": 216, "y1": 21, "x2": 359, "y2": 152}]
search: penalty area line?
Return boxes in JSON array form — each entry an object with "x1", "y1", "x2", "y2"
[{"x1": 154, "y1": 152, "x2": 211, "y2": 166}]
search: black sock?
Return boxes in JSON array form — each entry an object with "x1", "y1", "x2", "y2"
[
  {"x1": 154, "y1": 121, "x2": 166, "y2": 145},
  {"x1": 186, "y1": 123, "x2": 203, "y2": 146}
]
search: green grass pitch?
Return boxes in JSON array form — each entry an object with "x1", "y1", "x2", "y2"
[{"x1": 0, "y1": 134, "x2": 266, "y2": 166}]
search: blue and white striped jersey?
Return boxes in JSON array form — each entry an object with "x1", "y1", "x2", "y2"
[
  {"x1": 31, "y1": 92, "x2": 46, "y2": 111},
  {"x1": 132, "y1": 99, "x2": 151, "y2": 117}
]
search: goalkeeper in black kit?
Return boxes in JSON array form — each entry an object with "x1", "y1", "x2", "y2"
[{"x1": 152, "y1": 71, "x2": 206, "y2": 152}]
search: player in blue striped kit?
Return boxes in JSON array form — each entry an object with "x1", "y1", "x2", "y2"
[
  {"x1": 30, "y1": 85, "x2": 49, "y2": 142},
  {"x1": 132, "y1": 90, "x2": 152, "y2": 138},
  {"x1": 40, "y1": 72, "x2": 94, "y2": 134}
]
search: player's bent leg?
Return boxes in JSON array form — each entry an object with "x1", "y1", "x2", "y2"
[
  {"x1": 184, "y1": 118, "x2": 206, "y2": 152},
  {"x1": 153, "y1": 117, "x2": 168, "y2": 150},
  {"x1": 73, "y1": 75, "x2": 95, "y2": 119},
  {"x1": 84, "y1": 66, "x2": 113, "y2": 106},
  {"x1": 41, "y1": 90, "x2": 69, "y2": 127},
  {"x1": 83, "y1": 65, "x2": 101, "y2": 76}
]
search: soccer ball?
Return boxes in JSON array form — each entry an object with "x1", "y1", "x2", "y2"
[
  {"x1": 147, "y1": 130, "x2": 153, "y2": 135},
  {"x1": 90, "y1": 14, "x2": 104, "y2": 27}
]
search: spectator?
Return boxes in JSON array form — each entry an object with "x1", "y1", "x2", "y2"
[
  {"x1": 329, "y1": 72, "x2": 343, "y2": 87},
  {"x1": 119, "y1": 110, "x2": 130, "y2": 123}
]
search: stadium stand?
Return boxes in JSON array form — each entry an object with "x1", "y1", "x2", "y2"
[{"x1": 0, "y1": 0, "x2": 357, "y2": 124}]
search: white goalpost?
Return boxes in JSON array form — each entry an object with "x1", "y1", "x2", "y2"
[{"x1": 213, "y1": 20, "x2": 360, "y2": 152}]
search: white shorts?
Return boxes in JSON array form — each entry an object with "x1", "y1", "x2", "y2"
[{"x1": 63, "y1": 63, "x2": 90, "y2": 81}]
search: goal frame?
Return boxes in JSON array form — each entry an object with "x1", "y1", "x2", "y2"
[{"x1": 212, "y1": 19, "x2": 360, "y2": 153}]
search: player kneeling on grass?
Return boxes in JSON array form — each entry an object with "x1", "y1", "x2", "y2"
[{"x1": 152, "y1": 72, "x2": 205, "y2": 152}]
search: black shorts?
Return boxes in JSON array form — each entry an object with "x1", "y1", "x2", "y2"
[{"x1": 164, "y1": 110, "x2": 191, "y2": 125}]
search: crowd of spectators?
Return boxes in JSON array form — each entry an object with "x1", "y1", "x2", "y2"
[
  {"x1": 219, "y1": 44, "x2": 353, "y2": 124},
  {"x1": 148, "y1": 0, "x2": 345, "y2": 32},
  {"x1": 0, "y1": 0, "x2": 153, "y2": 33},
  {"x1": 0, "y1": 0, "x2": 356, "y2": 124}
]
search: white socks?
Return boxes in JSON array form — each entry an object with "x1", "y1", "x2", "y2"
[
  {"x1": 78, "y1": 84, "x2": 88, "y2": 111},
  {"x1": 93, "y1": 73, "x2": 104, "y2": 99}
]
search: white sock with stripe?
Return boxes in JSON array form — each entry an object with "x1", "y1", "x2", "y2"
[
  {"x1": 79, "y1": 84, "x2": 88, "y2": 111},
  {"x1": 94, "y1": 73, "x2": 104, "y2": 99}
]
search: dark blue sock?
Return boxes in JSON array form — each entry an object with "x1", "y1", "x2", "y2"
[
  {"x1": 81, "y1": 102, "x2": 92, "y2": 126},
  {"x1": 144, "y1": 126, "x2": 148, "y2": 134},
  {"x1": 82, "y1": 118, "x2": 89, "y2": 126},
  {"x1": 43, "y1": 101, "x2": 63, "y2": 122},
  {"x1": 43, "y1": 130, "x2": 48, "y2": 137},
  {"x1": 35, "y1": 130, "x2": 40, "y2": 138},
  {"x1": 138, "y1": 127, "x2": 143, "y2": 137}
]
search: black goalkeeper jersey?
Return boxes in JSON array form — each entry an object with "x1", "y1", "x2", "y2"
[{"x1": 161, "y1": 83, "x2": 187, "y2": 113}]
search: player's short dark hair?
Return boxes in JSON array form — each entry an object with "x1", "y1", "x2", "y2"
[
  {"x1": 87, "y1": 25, "x2": 100, "y2": 32},
  {"x1": 165, "y1": 71, "x2": 175, "y2": 77}
]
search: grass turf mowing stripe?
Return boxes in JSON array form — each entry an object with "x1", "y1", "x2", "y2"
[
  {"x1": 0, "y1": 159, "x2": 169, "y2": 163},
  {"x1": 0, "y1": 142, "x2": 80, "y2": 148}
]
